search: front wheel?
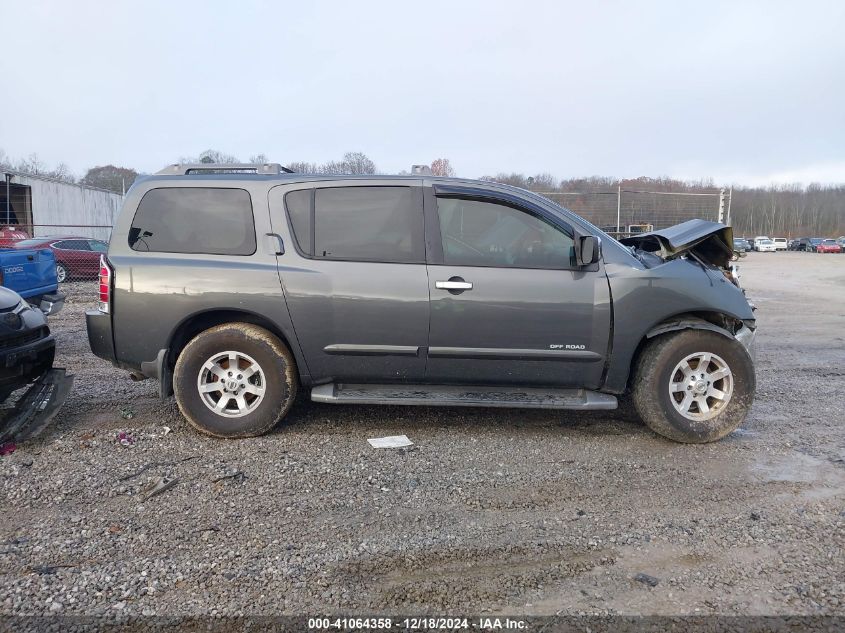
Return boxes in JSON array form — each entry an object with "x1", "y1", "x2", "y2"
[
  {"x1": 56, "y1": 263, "x2": 68, "y2": 283},
  {"x1": 631, "y1": 330, "x2": 755, "y2": 443},
  {"x1": 173, "y1": 323, "x2": 298, "y2": 438}
]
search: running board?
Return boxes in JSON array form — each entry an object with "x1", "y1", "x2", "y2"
[{"x1": 310, "y1": 383, "x2": 617, "y2": 410}]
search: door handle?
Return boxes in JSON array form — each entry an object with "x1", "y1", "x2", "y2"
[
  {"x1": 266, "y1": 233, "x2": 285, "y2": 256},
  {"x1": 435, "y1": 279, "x2": 473, "y2": 290}
]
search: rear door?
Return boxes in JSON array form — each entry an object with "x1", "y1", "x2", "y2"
[
  {"x1": 423, "y1": 185, "x2": 610, "y2": 388},
  {"x1": 268, "y1": 181, "x2": 430, "y2": 383}
]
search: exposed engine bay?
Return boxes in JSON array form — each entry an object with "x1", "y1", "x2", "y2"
[{"x1": 620, "y1": 219, "x2": 741, "y2": 286}]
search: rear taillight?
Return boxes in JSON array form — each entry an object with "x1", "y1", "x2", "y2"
[{"x1": 98, "y1": 255, "x2": 111, "y2": 314}]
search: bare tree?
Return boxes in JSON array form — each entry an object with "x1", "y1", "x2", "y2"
[
  {"x1": 430, "y1": 158, "x2": 455, "y2": 177},
  {"x1": 17, "y1": 153, "x2": 45, "y2": 175},
  {"x1": 285, "y1": 152, "x2": 377, "y2": 175},
  {"x1": 179, "y1": 149, "x2": 241, "y2": 164},
  {"x1": 340, "y1": 152, "x2": 377, "y2": 175},
  {"x1": 285, "y1": 161, "x2": 321, "y2": 174},
  {"x1": 3, "y1": 152, "x2": 76, "y2": 183}
]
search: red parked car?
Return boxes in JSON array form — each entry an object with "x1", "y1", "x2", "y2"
[
  {"x1": 0, "y1": 226, "x2": 31, "y2": 247},
  {"x1": 816, "y1": 239, "x2": 842, "y2": 254},
  {"x1": 12, "y1": 236, "x2": 109, "y2": 282}
]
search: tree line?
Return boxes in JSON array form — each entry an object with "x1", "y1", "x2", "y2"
[{"x1": 1, "y1": 148, "x2": 842, "y2": 237}]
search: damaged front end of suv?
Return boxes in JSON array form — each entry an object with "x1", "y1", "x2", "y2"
[{"x1": 621, "y1": 219, "x2": 744, "y2": 288}]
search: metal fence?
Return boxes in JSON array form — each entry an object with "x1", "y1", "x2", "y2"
[{"x1": 538, "y1": 188, "x2": 731, "y2": 238}]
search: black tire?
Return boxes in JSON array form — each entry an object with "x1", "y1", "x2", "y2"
[
  {"x1": 56, "y1": 263, "x2": 68, "y2": 283},
  {"x1": 173, "y1": 323, "x2": 298, "y2": 438},
  {"x1": 631, "y1": 329, "x2": 755, "y2": 443}
]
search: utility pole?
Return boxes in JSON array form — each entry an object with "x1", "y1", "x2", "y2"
[
  {"x1": 616, "y1": 183, "x2": 622, "y2": 236},
  {"x1": 4, "y1": 173, "x2": 10, "y2": 226},
  {"x1": 725, "y1": 187, "x2": 733, "y2": 226}
]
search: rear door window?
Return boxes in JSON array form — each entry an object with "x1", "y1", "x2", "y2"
[
  {"x1": 282, "y1": 186, "x2": 424, "y2": 263},
  {"x1": 129, "y1": 188, "x2": 255, "y2": 255}
]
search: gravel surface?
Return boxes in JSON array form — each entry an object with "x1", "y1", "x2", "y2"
[{"x1": 1, "y1": 252, "x2": 843, "y2": 617}]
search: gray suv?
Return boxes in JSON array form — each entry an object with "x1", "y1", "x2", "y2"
[{"x1": 87, "y1": 163, "x2": 756, "y2": 443}]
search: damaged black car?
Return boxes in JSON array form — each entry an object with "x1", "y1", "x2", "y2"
[{"x1": 0, "y1": 286, "x2": 73, "y2": 443}]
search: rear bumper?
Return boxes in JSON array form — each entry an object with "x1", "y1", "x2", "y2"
[
  {"x1": 86, "y1": 309, "x2": 116, "y2": 362},
  {"x1": 0, "y1": 368, "x2": 74, "y2": 443}
]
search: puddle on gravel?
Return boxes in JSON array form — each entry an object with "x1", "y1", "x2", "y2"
[{"x1": 751, "y1": 451, "x2": 845, "y2": 501}]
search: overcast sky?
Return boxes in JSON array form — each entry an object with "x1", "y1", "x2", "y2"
[{"x1": 1, "y1": 0, "x2": 843, "y2": 186}]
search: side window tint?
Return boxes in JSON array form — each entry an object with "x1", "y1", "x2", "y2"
[
  {"x1": 284, "y1": 189, "x2": 313, "y2": 255},
  {"x1": 313, "y1": 187, "x2": 423, "y2": 263},
  {"x1": 129, "y1": 188, "x2": 255, "y2": 255},
  {"x1": 56, "y1": 239, "x2": 89, "y2": 250},
  {"x1": 436, "y1": 197, "x2": 574, "y2": 268},
  {"x1": 89, "y1": 240, "x2": 108, "y2": 253}
]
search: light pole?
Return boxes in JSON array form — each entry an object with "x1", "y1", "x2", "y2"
[{"x1": 4, "y1": 172, "x2": 11, "y2": 226}]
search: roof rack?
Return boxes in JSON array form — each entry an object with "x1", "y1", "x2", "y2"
[{"x1": 155, "y1": 163, "x2": 294, "y2": 175}]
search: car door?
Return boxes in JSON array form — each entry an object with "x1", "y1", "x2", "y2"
[
  {"x1": 268, "y1": 181, "x2": 430, "y2": 383},
  {"x1": 53, "y1": 239, "x2": 91, "y2": 280},
  {"x1": 424, "y1": 185, "x2": 611, "y2": 389}
]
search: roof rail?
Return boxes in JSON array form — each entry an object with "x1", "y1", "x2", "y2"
[{"x1": 155, "y1": 163, "x2": 294, "y2": 176}]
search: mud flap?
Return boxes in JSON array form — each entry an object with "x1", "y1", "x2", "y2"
[{"x1": 0, "y1": 369, "x2": 75, "y2": 443}]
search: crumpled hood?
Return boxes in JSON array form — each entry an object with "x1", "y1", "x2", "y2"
[{"x1": 620, "y1": 219, "x2": 734, "y2": 268}]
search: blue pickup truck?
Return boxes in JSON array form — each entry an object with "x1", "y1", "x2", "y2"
[{"x1": 0, "y1": 246, "x2": 64, "y2": 315}]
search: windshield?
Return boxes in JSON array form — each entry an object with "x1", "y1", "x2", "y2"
[
  {"x1": 810, "y1": 238, "x2": 823, "y2": 244},
  {"x1": 11, "y1": 238, "x2": 48, "y2": 248},
  {"x1": 760, "y1": 239, "x2": 773, "y2": 244},
  {"x1": 822, "y1": 239, "x2": 836, "y2": 245}
]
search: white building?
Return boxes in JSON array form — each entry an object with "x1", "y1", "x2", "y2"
[{"x1": 1, "y1": 170, "x2": 124, "y2": 241}]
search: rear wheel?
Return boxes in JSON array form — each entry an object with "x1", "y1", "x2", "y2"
[
  {"x1": 632, "y1": 330, "x2": 755, "y2": 443},
  {"x1": 173, "y1": 323, "x2": 298, "y2": 438},
  {"x1": 55, "y1": 263, "x2": 68, "y2": 283}
]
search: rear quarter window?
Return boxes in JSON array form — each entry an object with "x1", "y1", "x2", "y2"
[{"x1": 129, "y1": 187, "x2": 256, "y2": 255}]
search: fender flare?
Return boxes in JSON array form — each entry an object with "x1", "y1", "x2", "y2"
[{"x1": 645, "y1": 317, "x2": 735, "y2": 341}]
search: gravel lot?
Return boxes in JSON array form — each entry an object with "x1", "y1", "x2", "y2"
[{"x1": 1, "y1": 252, "x2": 843, "y2": 618}]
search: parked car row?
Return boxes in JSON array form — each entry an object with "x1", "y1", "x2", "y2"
[
  {"x1": 733, "y1": 235, "x2": 844, "y2": 254},
  {"x1": 787, "y1": 237, "x2": 844, "y2": 253}
]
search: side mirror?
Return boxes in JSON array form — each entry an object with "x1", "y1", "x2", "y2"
[{"x1": 576, "y1": 235, "x2": 600, "y2": 266}]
